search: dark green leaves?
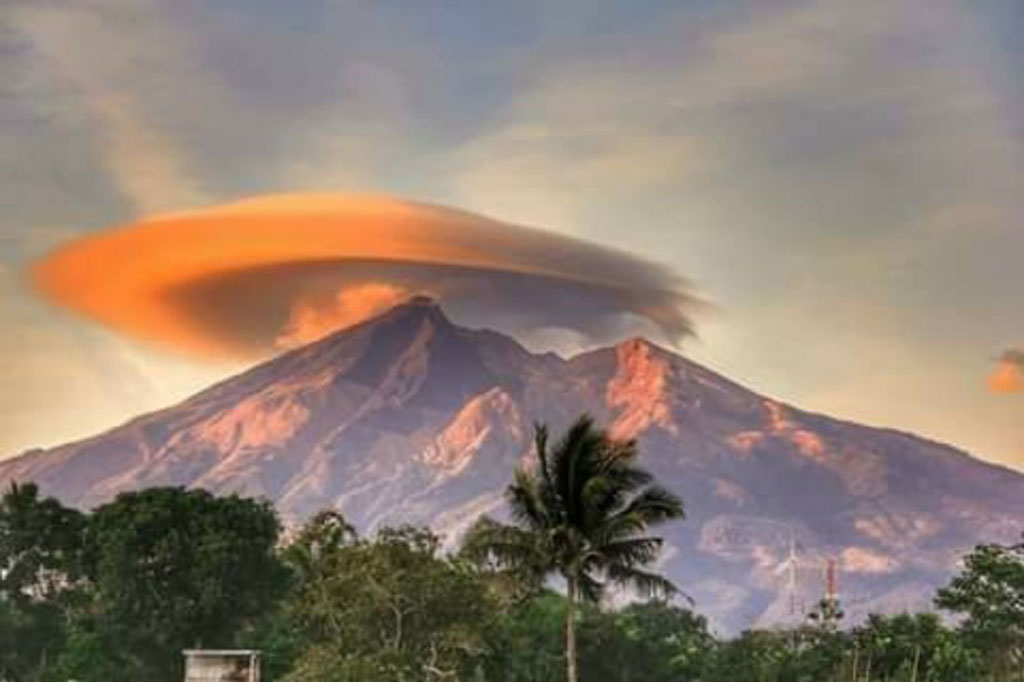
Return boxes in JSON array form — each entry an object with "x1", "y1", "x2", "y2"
[
  {"x1": 281, "y1": 522, "x2": 494, "y2": 681},
  {"x1": 83, "y1": 487, "x2": 288, "y2": 680},
  {"x1": 466, "y1": 414, "x2": 684, "y2": 603},
  {"x1": 0, "y1": 482, "x2": 86, "y2": 681},
  {"x1": 935, "y1": 537, "x2": 1024, "y2": 677}
]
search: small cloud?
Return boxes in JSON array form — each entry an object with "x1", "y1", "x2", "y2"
[
  {"x1": 275, "y1": 283, "x2": 411, "y2": 349},
  {"x1": 1001, "y1": 349, "x2": 1024, "y2": 365},
  {"x1": 989, "y1": 349, "x2": 1024, "y2": 394}
]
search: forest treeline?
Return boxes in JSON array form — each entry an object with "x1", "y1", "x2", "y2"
[{"x1": 1, "y1": 417, "x2": 1022, "y2": 681}]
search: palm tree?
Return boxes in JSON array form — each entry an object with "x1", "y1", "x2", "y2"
[{"x1": 461, "y1": 414, "x2": 684, "y2": 682}]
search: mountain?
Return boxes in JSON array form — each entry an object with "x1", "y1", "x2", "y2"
[{"x1": 2, "y1": 296, "x2": 1022, "y2": 633}]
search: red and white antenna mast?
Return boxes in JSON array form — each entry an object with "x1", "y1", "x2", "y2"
[{"x1": 825, "y1": 557, "x2": 838, "y2": 603}]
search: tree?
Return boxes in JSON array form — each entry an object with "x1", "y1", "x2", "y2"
[
  {"x1": 82, "y1": 487, "x2": 288, "y2": 681},
  {"x1": 282, "y1": 518, "x2": 495, "y2": 681},
  {"x1": 848, "y1": 613, "x2": 978, "y2": 682},
  {"x1": 42, "y1": 624, "x2": 129, "y2": 682},
  {"x1": 481, "y1": 595, "x2": 713, "y2": 682},
  {"x1": 580, "y1": 600, "x2": 714, "y2": 681},
  {"x1": 460, "y1": 415, "x2": 684, "y2": 682},
  {"x1": 702, "y1": 629, "x2": 793, "y2": 682},
  {"x1": 701, "y1": 626, "x2": 847, "y2": 682},
  {"x1": 0, "y1": 482, "x2": 86, "y2": 682},
  {"x1": 936, "y1": 538, "x2": 1024, "y2": 680},
  {"x1": 278, "y1": 510, "x2": 358, "y2": 646},
  {"x1": 481, "y1": 592, "x2": 567, "y2": 682}
]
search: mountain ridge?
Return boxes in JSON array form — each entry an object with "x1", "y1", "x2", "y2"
[{"x1": 3, "y1": 297, "x2": 1022, "y2": 633}]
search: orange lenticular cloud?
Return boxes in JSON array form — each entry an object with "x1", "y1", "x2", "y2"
[{"x1": 31, "y1": 193, "x2": 700, "y2": 358}]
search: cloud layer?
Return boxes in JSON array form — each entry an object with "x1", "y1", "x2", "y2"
[{"x1": 31, "y1": 194, "x2": 700, "y2": 358}]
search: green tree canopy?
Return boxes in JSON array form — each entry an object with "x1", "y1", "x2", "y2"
[
  {"x1": 579, "y1": 600, "x2": 714, "y2": 681},
  {"x1": 81, "y1": 487, "x2": 288, "y2": 681},
  {"x1": 282, "y1": 516, "x2": 495, "y2": 681},
  {"x1": 936, "y1": 538, "x2": 1024, "y2": 680},
  {"x1": 480, "y1": 593, "x2": 714, "y2": 682},
  {"x1": 847, "y1": 612, "x2": 978, "y2": 682},
  {"x1": 0, "y1": 482, "x2": 85, "y2": 682}
]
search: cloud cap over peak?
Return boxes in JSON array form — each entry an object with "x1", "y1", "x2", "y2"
[{"x1": 30, "y1": 193, "x2": 701, "y2": 358}]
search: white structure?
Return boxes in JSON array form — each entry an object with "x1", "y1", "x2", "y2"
[
  {"x1": 183, "y1": 650, "x2": 260, "y2": 682},
  {"x1": 773, "y1": 530, "x2": 805, "y2": 617}
]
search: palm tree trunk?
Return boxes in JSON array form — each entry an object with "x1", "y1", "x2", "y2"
[{"x1": 566, "y1": 576, "x2": 579, "y2": 682}]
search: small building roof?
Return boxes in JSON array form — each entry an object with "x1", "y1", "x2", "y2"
[{"x1": 182, "y1": 650, "x2": 261, "y2": 656}]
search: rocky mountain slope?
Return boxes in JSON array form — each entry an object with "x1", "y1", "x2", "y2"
[{"x1": 3, "y1": 297, "x2": 1022, "y2": 633}]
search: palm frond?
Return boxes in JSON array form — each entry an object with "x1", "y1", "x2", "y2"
[
  {"x1": 532, "y1": 422, "x2": 563, "y2": 523},
  {"x1": 606, "y1": 563, "x2": 679, "y2": 600},
  {"x1": 507, "y1": 468, "x2": 550, "y2": 531},
  {"x1": 580, "y1": 459, "x2": 653, "y2": 523},
  {"x1": 532, "y1": 422, "x2": 552, "y2": 491},
  {"x1": 551, "y1": 415, "x2": 601, "y2": 523},
  {"x1": 614, "y1": 486, "x2": 684, "y2": 527},
  {"x1": 460, "y1": 517, "x2": 546, "y2": 571},
  {"x1": 575, "y1": 571, "x2": 605, "y2": 604},
  {"x1": 594, "y1": 536, "x2": 664, "y2": 567},
  {"x1": 599, "y1": 437, "x2": 642, "y2": 467}
]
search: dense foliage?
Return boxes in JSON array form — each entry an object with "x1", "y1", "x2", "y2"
[
  {"x1": 1, "y1": 485, "x2": 286, "y2": 682},
  {"x1": 279, "y1": 515, "x2": 493, "y2": 680},
  {"x1": 1, "y1": 421, "x2": 1022, "y2": 680},
  {"x1": 0, "y1": 482, "x2": 85, "y2": 681},
  {"x1": 935, "y1": 539, "x2": 1024, "y2": 678}
]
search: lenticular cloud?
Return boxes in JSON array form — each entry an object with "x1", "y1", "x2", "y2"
[{"x1": 31, "y1": 193, "x2": 700, "y2": 358}]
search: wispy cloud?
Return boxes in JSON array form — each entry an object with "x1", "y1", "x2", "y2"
[
  {"x1": 8, "y1": 1, "x2": 207, "y2": 214},
  {"x1": 440, "y1": 0, "x2": 1024, "y2": 464}
]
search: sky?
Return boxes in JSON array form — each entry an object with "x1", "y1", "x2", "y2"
[{"x1": 0, "y1": 0, "x2": 1022, "y2": 468}]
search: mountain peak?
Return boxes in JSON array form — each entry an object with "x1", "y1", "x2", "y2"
[
  {"x1": 310, "y1": 296, "x2": 507, "y2": 413},
  {"x1": 295, "y1": 294, "x2": 455, "y2": 355},
  {"x1": 406, "y1": 294, "x2": 440, "y2": 307},
  {"x1": 606, "y1": 337, "x2": 678, "y2": 437},
  {"x1": 612, "y1": 336, "x2": 672, "y2": 373},
  {"x1": 364, "y1": 293, "x2": 450, "y2": 328},
  {"x1": 614, "y1": 336, "x2": 670, "y2": 356}
]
